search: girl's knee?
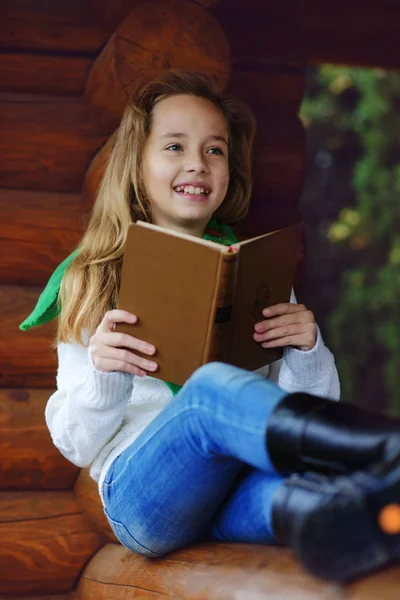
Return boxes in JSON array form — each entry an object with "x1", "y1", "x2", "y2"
[
  {"x1": 187, "y1": 361, "x2": 244, "y2": 390},
  {"x1": 107, "y1": 516, "x2": 169, "y2": 557},
  {"x1": 123, "y1": 536, "x2": 182, "y2": 558}
]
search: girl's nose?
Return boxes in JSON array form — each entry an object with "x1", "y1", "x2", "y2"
[{"x1": 185, "y1": 152, "x2": 209, "y2": 173}]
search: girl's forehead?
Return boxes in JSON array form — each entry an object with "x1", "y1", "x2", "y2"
[{"x1": 151, "y1": 94, "x2": 227, "y2": 134}]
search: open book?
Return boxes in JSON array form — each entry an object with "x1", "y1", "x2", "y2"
[{"x1": 117, "y1": 221, "x2": 302, "y2": 385}]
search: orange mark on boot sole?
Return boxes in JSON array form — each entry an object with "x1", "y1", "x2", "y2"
[{"x1": 378, "y1": 504, "x2": 400, "y2": 535}]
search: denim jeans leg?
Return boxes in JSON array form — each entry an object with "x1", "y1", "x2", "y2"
[
  {"x1": 102, "y1": 362, "x2": 288, "y2": 556},
  {"x1": 208, "y1": 467, "x2": 284, "y2": 544},
  {"x1": 176, "y1": 361, "x2": 289, "y2": 470}
]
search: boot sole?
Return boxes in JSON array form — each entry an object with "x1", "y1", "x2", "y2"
[{"x1": 294, "y1": 457, "x2": 400, "y2": 582}]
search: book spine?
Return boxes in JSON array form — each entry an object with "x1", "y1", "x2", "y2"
[{"x1": 204, "y1": 250, "x2": 239, "y2": 364}]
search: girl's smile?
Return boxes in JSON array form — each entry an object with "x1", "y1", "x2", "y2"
[
  {"x1": 173, "y1": 180, "x2": 212, "y2": 202},
  {"x1": 142, "y1": 94, "x2": 230, "y2": 237}
]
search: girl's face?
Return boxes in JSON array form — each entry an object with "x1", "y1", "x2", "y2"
[{"x1": 141, "y1": 94, "x2": 230, "y2": 236}]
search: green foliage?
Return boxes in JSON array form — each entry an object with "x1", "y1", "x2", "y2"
[{"x1": 300, "y1": 66, "x2": 400, "y2": 416}]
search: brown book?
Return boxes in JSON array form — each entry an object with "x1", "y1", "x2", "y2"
[{"x1": 117, "y1": 221, "x2": 302, "y2": 386}]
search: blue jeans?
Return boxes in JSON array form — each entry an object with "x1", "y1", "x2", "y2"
[{"x1": 102, "y1": 362, "x2": 288, "y2": 557}]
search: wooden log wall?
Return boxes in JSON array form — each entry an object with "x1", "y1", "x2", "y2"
[
  {"x1": 0, "y1": 490, "x2": 105, "y2": 595},
  {"x1": 0, "y1": 2, "x2": 108, "y2": 595},
  {"x1": 1, "y1": 0, "x2": 399, "y2": 597},
  {"x1": 0, "y1": 389, "x2": 78, "y2": 489},
  {"x1": 84, "y1": 0, "x2": 231, "y2": 130},
  {"x1": 305, "y1": 0, "x2": 400, "y2": 71},
  {"x1": 213, "y1": 0, "x2": 305, "y2": 235}
]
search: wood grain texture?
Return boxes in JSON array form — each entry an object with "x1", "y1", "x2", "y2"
[
  {"x1": 0, "y1": 285, "x2": 57, "y2": 388},
  {"x1": 306, "y1": 0, "x2": 400, "y2": 70},
  {"x1": 211, "y1": 0, "x2": 306, "y2": 239},
  {"x1": 213, "y1": 0, "x2": 400, "y2": 71},
  {"x1": 227, "y1": 67, "x2": 304, "y2": 112},
  {"x1": 238, "y1": 113, "x2": 306, "y2": 237},
  {"x1": 212, "y1": 0, "x2": 304, "y2": 69},
  {"x1": 89, "y1": 0, "x2": 143, "y2": 34},
  {"x1": 84, "y1": 0, "x2": 231, "y2": 130},
  {"x1": 1, "y1": 0, "x2": 397, "y2": 71},
  {"x1": 0, "y1": 0, "x2": 106, "y2": 53},
  {"x1": 0, "y1": 94, "x2": 108, "y2": 192},
  {"x1": 74, "y1": 468, "x2": 118, "y2": 543},
  {"x1": 0, "y1": 54, "x2": 93, "y2": 96},
  {"x1": 82, "y1": 133, "x2": 117, "y2": 209},
  {"x1": 0, "y1": 388, "x2": 79, "y2": 490},
  {"x1": 0, "y1": 490, "x2": 104, "y2": 595},
  {"x1": 0, "y1": 189, "x2": 85, "y2": 286},
  {"x1": 90, "y1": 0, "x2": 221, "y2": 34},
  {"x1": 0, "y1": 595, "x2": 76, "y2": 600},
  {"x1": 194, "y1": 0, "x2": 220, "y2": 6},
  {"x1": 78, "y1": 542, "x2": 400, "y2": 599}
]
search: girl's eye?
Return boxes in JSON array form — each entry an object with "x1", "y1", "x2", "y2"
[
  {"x1": 166, "y1": 144, "x2": 182, "y2": 152},
  {"x1": 207, "y1": 147, "x2": 223, "y2": 155}
]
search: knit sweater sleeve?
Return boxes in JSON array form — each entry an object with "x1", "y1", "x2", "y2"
[
  {"x1": 45, "y1": 342, "x2": 133, "y2": 468},
  {"x1": 267, "y1": 291, "x2": 340, "y2": 400}
]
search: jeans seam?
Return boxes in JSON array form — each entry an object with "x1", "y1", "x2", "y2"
[
  {"x1": 118, "y1": 403, "x2": 265, "y2": 468},
  {"x1": 104, "y1": 508, "x2": 162, "y2": 556}
]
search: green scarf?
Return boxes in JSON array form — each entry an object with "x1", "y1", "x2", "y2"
[{"x1": 20, "y1": 219, "x2": 238, "y2": 395}]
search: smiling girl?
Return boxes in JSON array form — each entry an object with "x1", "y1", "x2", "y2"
[{"x1": 23, "y1": 71, "x2": 400, "y2": 582}]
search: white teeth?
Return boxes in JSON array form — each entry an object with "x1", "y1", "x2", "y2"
[{"x1": 174, "y1": 185, "x2": 209, "y2": 195}]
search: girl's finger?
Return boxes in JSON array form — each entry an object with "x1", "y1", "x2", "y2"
[
  {"x1": 259, "y1": 331, "x2": 317, "y2": 351},
  {"x1": 92, "y1": 345, "x2": 158, "y2": 373},
  {"x1": 91, "y1": 355, "x2": 148, "y2": 377},
  {"x1": 98, "y1": 331, "x2": 156, "y2": 356},
  {"x1": 260, "y1": 335, "x2": 295, "y2": 348},
  {"x1": 254, "y1": 323, "x2": 305, "y2": 343},
  {"x1": 254, "y1": 310, "x2": 314, "y2": 333},
  {"x1": 98, "y1": 309, "x2": 138, "y2": 332},
  {"x1": 262, "y1": 303, "x2": 306, "y2": 318}
]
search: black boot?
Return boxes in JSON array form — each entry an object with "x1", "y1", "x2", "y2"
[
  {"x1": 271, "y1": 454, "x2": 400, "y2": 582},
  {"x1": 266, "y1": 393, "x2": 400, "y2": 474}
]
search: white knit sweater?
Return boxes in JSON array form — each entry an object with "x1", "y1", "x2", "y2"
[{"x1": 45, "y1": 301, "x2": 340, "y2": 504}]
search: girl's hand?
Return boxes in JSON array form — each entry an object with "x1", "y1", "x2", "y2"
[
  {"x1": 89, "y1": 309, "x2": 158, "y2": 376},
  {"x1": 253, "y1": 303, "x2": 317, "y2": 352}
]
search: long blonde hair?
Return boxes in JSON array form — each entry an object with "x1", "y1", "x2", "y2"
[{"x1": 58, "y1": 70, "x2": 256, "y2": 344}]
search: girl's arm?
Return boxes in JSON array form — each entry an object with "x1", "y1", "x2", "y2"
[
  {"x1": 265, "y1": 291, "x2": 340, "y2": 400},
  {"x1": 268, "y1": 325, "x2": 340, "y2": 400},
  {"x1": 45, "y1": 341, "x2": 133, "y2": 467},
  {"x1": 46, "y1": 309, "x2": 158, "y2": 467}
]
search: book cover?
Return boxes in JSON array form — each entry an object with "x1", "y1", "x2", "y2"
[
  {"x1": 228, "y1": 223, "x2": 302, "y2": 371},
  {"x1": 117, "y1": 221, "x2": 302, "y2": 385}
]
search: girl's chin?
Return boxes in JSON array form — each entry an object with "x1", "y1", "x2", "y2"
[
  {"x1": 175, "y1": 198, "x2": 222, "y2": 218},
  {"x1": 177, "y1": 207, "x2": 214, "y2": 222}
]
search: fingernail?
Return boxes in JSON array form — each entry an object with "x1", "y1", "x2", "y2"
[
  {"x1": 254, "y1": 324, "x2": 262, "y2": 332},
  {"x1": 262, "y1": 308, "x2": 271, "y2": 316},
  {"x1": 148, "y1": 362, "x2": 157, "y2": 371},
  {"x1": 147, "y1": 345, "x2": 156, "y2": 354}
]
